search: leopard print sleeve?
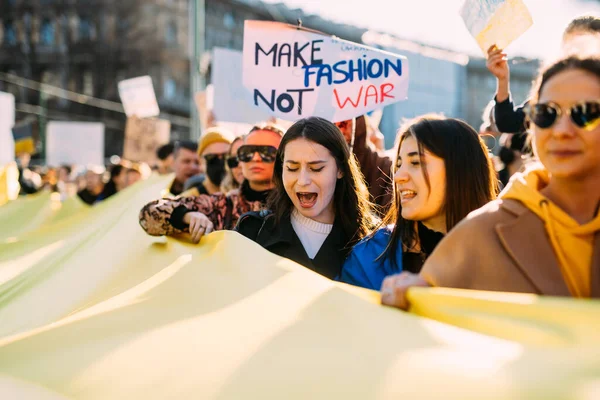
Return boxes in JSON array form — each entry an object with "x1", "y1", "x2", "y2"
[{"x1": 139, "y1": 194, "x2": 227, "y2": 236}]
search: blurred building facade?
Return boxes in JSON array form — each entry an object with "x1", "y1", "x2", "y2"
[{"x1": 0, "y1": 0, "x2": 539, "y2": 160}]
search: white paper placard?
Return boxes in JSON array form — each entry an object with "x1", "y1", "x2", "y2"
[
  {"x1": 0, "y1": 127, "x2": 15, "y2": 166},
  {"x1": 0, "y1": 92, "x2": 15, "y2": 129},
  {"x1": 243, "y1": 20, "x2": 409, "y2": 123},
  {"x1": 118, "y1": 76, "x2": 160, "y2": 118},
  {"x1": 46, "y1": 122, "x2": 105, "y2": 166},
  {"x1": 213, "y1": 47, "x2": 272, "y2": 124},
  {"x1": 460, "y1": 0, "x2": 533, "y2": 54}
]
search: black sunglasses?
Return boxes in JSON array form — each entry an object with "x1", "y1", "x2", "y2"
[
  {"x1": 226, "y1": 156, "x2": 239, "y2": 169},
  {"x1": 203, "y1": 153, "x2": 227, "y2": 163},
  {"x1": 526, "y1": 101, "x2": 600, "y2": 131},
  {"x1": 237, "y1": 145, "x2": 278, "y2": 163}
]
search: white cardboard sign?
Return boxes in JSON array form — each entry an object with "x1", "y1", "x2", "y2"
[
  {"x1": 243, "y1": 20, "x2": 409, "y2": 123},
  {"x1": 46, "y1": 122, "x2": 105, "y2": 166},
  {"x1": 460, "y1": 0, "x2": 533, "y2": 54},
  {"x1": 0, "y1": 92, "x2": 15, "y2": 129},
  {"x1": 118, "y1": 76, "x2": 160, "y2": 118},
  {"x1": 0, "y1": 92, "x2": 16, "y2": 165},
  {"x1": 213, "y1": 47, "x2": 272, "y2": 124}
]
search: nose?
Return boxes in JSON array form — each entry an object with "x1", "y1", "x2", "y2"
[
  {"x1": 394, "y1": 164, "x2": 409, "y2": 184},
  {"x1": 551, "y1": 112, "x2": 577, "y2": 139},
  {"x1": 298, "y1": 167, "x2": 311, "y2": 186},
  {"x1": 251, "y1": 151, "x2": 262, "y2": 162}
]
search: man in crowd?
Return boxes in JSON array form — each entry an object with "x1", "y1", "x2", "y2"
[
  {"x1": 183, "y1": 127, "x2": 234, "y2": 196},
  {"x1": 77, "y1": 166, "x2": 105, "y2": 205},
  {"x1": 165, "y1": 141, "x2": 201, "y2": 197},
  {"x1": 156, "y1": 143, "x2": 175, "y2": 175}
]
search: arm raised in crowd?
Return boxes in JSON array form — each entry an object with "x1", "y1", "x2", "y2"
[
  {"x1": 139, "y1": 194, "x2": 230, "y2": 237},
  {"x1": 487, "y1": 45, "x2": 527, "y2": 134}
]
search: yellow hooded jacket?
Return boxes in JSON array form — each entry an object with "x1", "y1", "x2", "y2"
[{"x1": 500, "y1": 166, "x2": 600, "y2": 297}]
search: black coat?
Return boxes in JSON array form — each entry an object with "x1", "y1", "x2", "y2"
[{"x1": 235, "y1": 211, "x2": 351, "y2": 279}]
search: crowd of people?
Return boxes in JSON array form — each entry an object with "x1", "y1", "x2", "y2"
[
  {"x1": 137, "y1": 15, "x2": 600, "y2": 306},
  {"x1": 11, "y1": 15, "x2": 600, "y2": 309}
]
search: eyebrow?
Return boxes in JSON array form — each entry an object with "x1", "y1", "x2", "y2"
[
  {"x1": 285, "y1": 160, "x2": 327, "y2": 165},
  {"x1": 397, "y1": 151, "x2": 422, "y2": 159}
]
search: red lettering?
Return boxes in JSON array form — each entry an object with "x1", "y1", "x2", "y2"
[
  {"x1": 380, "y1": 83, "x2": 395, "y2": 101},
  {"x1": 334, "y1": 86, "x2": 363, "y2": 109},
  {"x1": 364, "y1": 85, "x2": 378, "y2": 106}
]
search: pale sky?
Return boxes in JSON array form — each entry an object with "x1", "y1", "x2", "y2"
[{"x1": 261, "y1": 0, "x2": 600, "y2": 60}]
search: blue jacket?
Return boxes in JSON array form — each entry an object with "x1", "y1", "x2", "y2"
[{"x1": 337, "y1": 226, "x2": 402, "y2": 290}]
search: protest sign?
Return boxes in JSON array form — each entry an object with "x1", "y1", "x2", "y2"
[
  {"x1": 0, "y1": 127, "x2": 15, "y2": 166},
  {"x1": 213, "y1": 47, "x2": 272, "y2": 124},
  {"x1": 0, "y1": 92, "x2": 16, "y2": 165},
  {"x1": 0, "y1": 91, "x2": 15, "y2": 129},
  {"x1": 243, "y1": 21, "x2": 409, "y2": 123},
  {"x1": 118, "y1": 76, "x2": 160, "y2": 118},
  {"x1": 460, "y1": 0, "x2": 533, "y2": 54},
  {"x1": 46, "y1": 122, "x2": 104, "y2": 166},
  {"x1": 123, "y1": 117, "x2": 171, "y2": 164}
]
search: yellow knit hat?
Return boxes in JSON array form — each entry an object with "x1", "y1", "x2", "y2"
[{"x1": 197, "y1": 127, "x2": 235, "y2": 155}]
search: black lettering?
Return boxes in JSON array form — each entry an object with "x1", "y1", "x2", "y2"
[
  {"x1": 311, "y1": 40, "x2": 324, "y2": 65},
  {"x1": 293, "y1": 42, "x2": 310, "y2": 66},
  {"x1": 287, "y1": 88, "x2": 314, "y2": 114},
  {"x1": 255, "y1": 43, "x2": 278, "y2": 66},
  {"x1": 278, "y1": 43, "x2": 292, "y2": 67},
  {"x1": 277, "y1": 93, "x2": 294, "y2": 113},
  {"x1": 254, "y1": 89, "x2": 275, "y2": 111}
]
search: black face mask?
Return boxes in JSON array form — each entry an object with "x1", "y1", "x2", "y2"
[{"x1": 205, "y1": 155, "x2": 226, "y2": 186}]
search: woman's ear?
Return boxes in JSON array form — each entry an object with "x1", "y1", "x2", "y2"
[{"x1": 337, "y1": 169, "x2": 344, "y2": 179}]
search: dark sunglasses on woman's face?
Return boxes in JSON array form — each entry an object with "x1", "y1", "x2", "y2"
[
  {"x1": 237, "y1": 145, "x2": 278, "y2": 163},
  {"x1": 227, "y1": 156, "x2": 239, "y2": 169},
  {"x1": 527, "y1": 100, "x2": 600, "y2": 131},
  {"x1": 203, "y1": 153, "x2": 227, "y2": 163}
]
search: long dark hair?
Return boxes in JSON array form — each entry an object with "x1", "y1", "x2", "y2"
[
  {"x1": 381, "y1": 114, "x2": 498, "y2": 267},
  {"x1": 268, "y1": 116, "x2": 377, "y2": 246}
]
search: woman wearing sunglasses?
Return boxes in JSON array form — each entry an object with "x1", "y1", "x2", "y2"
[
  {"x1": 139, "y1": 124, "x2": 284, "y2": 243},
  {"x1": 338, "y1": 115, "x2": 498, "y2": 290},
  {"x1": 382, "y1": 55, "x2": 600, "y2": 310},
  {"x1": 235, "y1": 117, "x2": 378, "y2": 279}
]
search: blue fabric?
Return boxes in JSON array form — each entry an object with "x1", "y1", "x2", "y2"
[{"x1": 337, "y1": 226, "x2": 402, "y2": 290}]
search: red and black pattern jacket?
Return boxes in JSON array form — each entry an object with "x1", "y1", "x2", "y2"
[{"x1": 139, "y1": 181, "x2": 270, "y2": 236}]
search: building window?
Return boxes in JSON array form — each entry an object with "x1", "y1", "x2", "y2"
[
  {"x1": 163, "y1": 78, "x2": 176, "y2": 100},
  {"x1": 79, "y1": 17, "x2": 92, "y2": 40},
  {"x1": 83, "y1": 70, "x2": 94, "y2": 96},
  {"x1": 166, "y1": 20, "x2": 177, "y2": 45},
  {"x1": 40, "y1": 18, "x2": 55, "y2": 45},
  {"x1": 223, "y1": 13, "x2": 235, "y2": 30},
  {"x1": 4, "y1": 21, "x2": 17, "y2": 45}
]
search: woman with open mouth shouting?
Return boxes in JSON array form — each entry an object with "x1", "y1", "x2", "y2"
[
  {"x1": 236, "y1": 116, "x2": 378, "y2": 279},
  {"x1": 338, "y1": 114, "x2": 498, "y2": 290}
]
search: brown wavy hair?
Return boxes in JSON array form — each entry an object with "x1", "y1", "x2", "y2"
[{"x1": 267, "y1": 117, "x2": 378, "y2": 247}]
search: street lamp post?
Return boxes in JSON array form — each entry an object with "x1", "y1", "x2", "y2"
[{"x1": 190, "y1": 0, "x2": 205, "y2": 141}]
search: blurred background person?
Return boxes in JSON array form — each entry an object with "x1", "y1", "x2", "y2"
[
  {"x1": 156, "y1": 143, "x2": 175, "y2": 175},
  {"x1": 220, "y1": 135, "x2": 245, "y2": 194},
  {"x1": 184, "y1": 126, "x2": 234, "y2": 196},
  {"x1": 166, "y1": 141, "x2": 201, "y2": 197},
  {"x1": 77, "y1": 166, "x2": 106, "y2": 205}
]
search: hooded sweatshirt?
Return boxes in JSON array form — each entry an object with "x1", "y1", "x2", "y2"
[{"x1": 500, "y1": 165, "x2": 600, "y2": 297}]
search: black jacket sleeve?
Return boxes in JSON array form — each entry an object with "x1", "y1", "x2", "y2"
[{"x1": 494, "y1": 97, "x2": 527, "y2": 133}]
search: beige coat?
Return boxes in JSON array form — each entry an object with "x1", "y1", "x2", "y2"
[{"x1": 421, "y1": 199, "x2": 600, "y2": 298}]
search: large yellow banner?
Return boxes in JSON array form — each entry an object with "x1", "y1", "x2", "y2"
[{"x1": 0, "y1": 176, "x2": 599, "y2": 399}]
